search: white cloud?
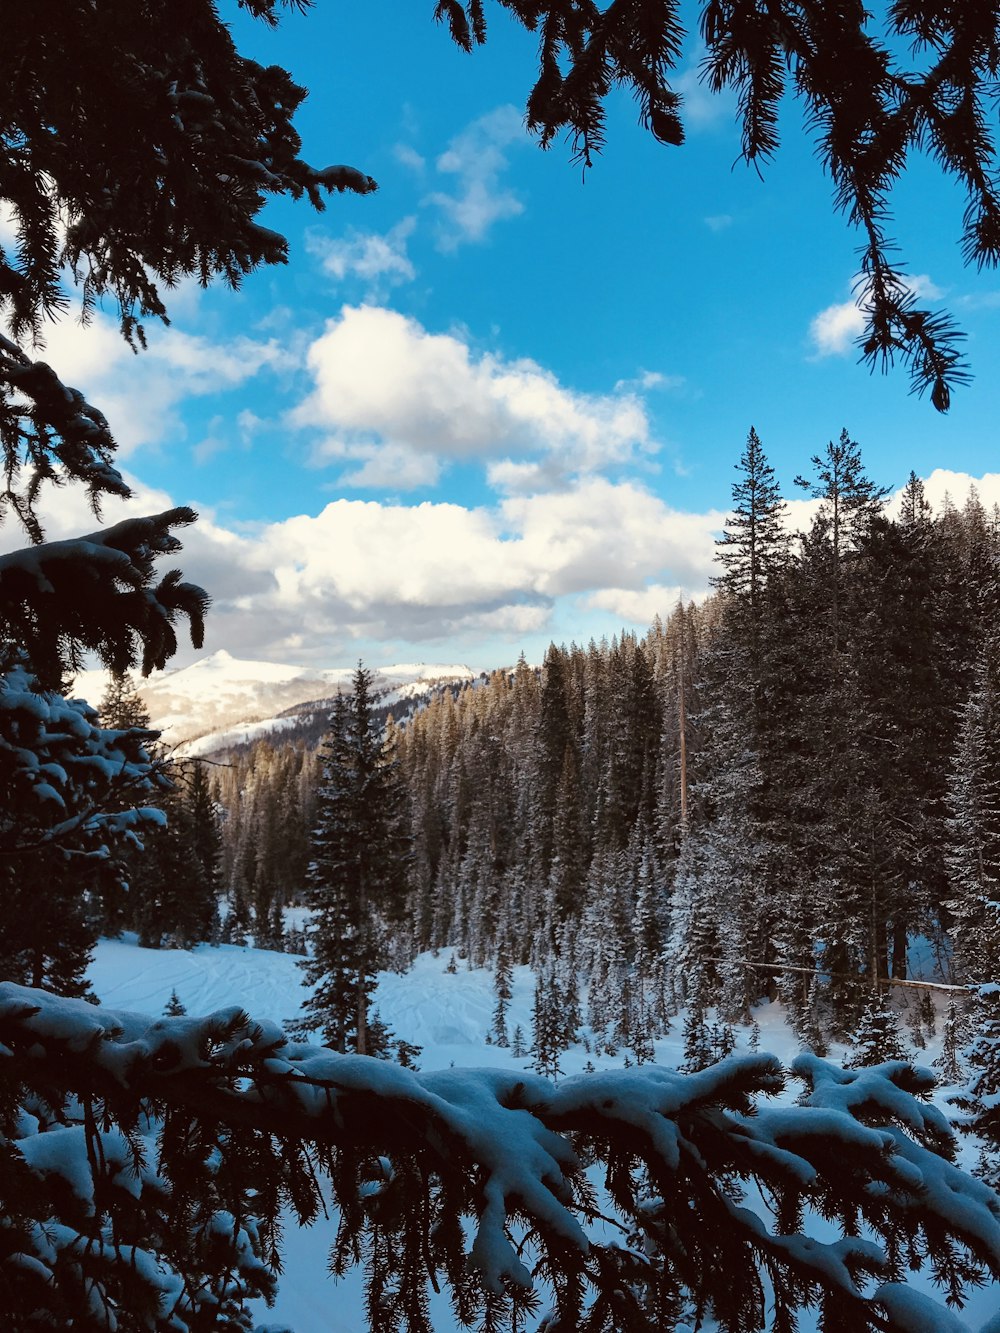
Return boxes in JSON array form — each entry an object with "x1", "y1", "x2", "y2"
[
  {"x1": 394, "y1": 144, "x2": 426, "y2": 173},
  {"x1": 333, "y1": 443, "x2": 442, "y2": 491},
  {"x1": 614, "y1": 369, "x2": 684, "y2": 393},
  {"x1": 908, "y1": 273, "x2": 945, "y2": 301},
  {"x1": 11, "y1": 473, "x2": 721, "y2": 664},
  {"x1": 308, "y1": 217, "x2": 417, "y2": 295},
  {"x1": 293, "y1": 305, "x2": 657, "y2": 488},
  {"x1": 809, "y1": 300, "x2": 865, "y2": 357},
  {"x1": 674, "y1": 48, "x2": 736, "y2": 128},
  {"x1": 887, "y1": 468, "x2": 1000, "y2": 517},
  {"x1": 583, "y1": 583, "x2": 689, "y2": 623},
  {"x1": 208, "y1": 478, "x2": 722, "y2": 655},
  {"x1": 425, "y1": 106, "x2": 525, "y2": 249},
  {"x1": 14, "y1": 464, "x2": 1000, "y2": 673},
  {"x1": 704, "y1": 214, "x2": 733, "y2": 233},
  {"x1": 810, "y1": 273, "x2": 947, "y2": 358},
  {"x1": 36, "y1": 312, "x2": 296, "y2": 456}
]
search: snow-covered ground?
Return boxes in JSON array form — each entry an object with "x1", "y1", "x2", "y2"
[{"x1": 87, "y1": 938, "x2": 1000, "y2": 1332}]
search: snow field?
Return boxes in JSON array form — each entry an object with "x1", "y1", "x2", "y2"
[{"x1": 87, "y1": 937, "x2": 1000, "y2": 1332}]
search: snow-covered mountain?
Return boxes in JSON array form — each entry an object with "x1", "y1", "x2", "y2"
[{"x1": 73, "y1": 650, "x2": 474, "y2": 754}]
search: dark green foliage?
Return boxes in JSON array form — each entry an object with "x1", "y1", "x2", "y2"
[
  {"x1": 935, "y1": 999, "x2": 966, "y2": 1086},
  {"x1": 190, "y1": 427, "x2": 1000, "y2": 1058},
  {"x1": 98, "y1": 670, "x2": 153, "y2": 732},
  {"x1": 953, "y1": 984, "x2": 1000, "y2": 1188},
  {"x1": 945, "y1": 639, "x2": 1000, "y2": 984},
  {"x1": 1, "y1": 1004, "x2": 281, "y2": 1330},
  {"x1": 133, "y1": 760, "x2": 221, "y2": 950},
  {"x1": 679, "y1": 999, "x2": 714, "y2": 1074},
  {"x1": 531, "y1": 968, "x2": 569, "y2": 1080},
  {"x1": 0, "y1": 512, "x2": 208, "y2": 691},
  {"x1": 0, "y1": 0, "x2": 374, "y2": 547},
  {"x1": 0, "y1": 667, "x2": 170, "y2": 994},
  {"x1": 845, "y1": 996, "x2": 912, "y2": 1069},
  {"x1": 297, "y1": 668, "x2": 412, "y2": 1054},
  {"x1": 492, "y1": 943, "x2": 513, "y2": 1046}
]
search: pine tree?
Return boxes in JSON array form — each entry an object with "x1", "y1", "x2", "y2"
[
  {"x1": 530, "y1": 971, "x2": 566, "y2": 1081},
  {"x1": 715, "y1": 426, "x2": 790, "y2": 626},
  {"x1": 934, "y1": 1000, "x2": 966, "y2": 1086},
  {"x1": 953, "y1": 984, "x2": 1000, "y2": 1188},
  {"x1": 297, "y1": 667, "x2": 411, "y2": 1054},
  {"x1": 945, "y1": 639, "x2": 1000, "y2": 985},
  {"x1": 492, "y1": 942, "x2": 513, "y2": 1047},
  {"x1": 679, "y1": 998, "x2": 714, "y2": 1074},
  {"x1": 694, "y1": 430, "x2": 792, "y2": 1022},
  {"x1": 133, "y1": 760, "x2": 221, "y2": 949},
  {"x1": 783, "y1": 434, "x2": 894, "y2": 1028},
  {"x1": 844, "y1": 996, "x2": 911, "y2": 1069},
  {"x1": 98, "y1": 671, "x2": 153, "y2": 732},
  {"x1": 0, "y1": 670, "x2": 172, "y2": 994}
]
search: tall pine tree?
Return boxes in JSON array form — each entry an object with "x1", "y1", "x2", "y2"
[{"x1": 297, "y1": 667, "x2": 411, "y2": 1054}]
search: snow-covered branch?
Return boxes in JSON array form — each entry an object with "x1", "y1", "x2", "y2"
[
  {"x1": 0, "y1": 510, "x2": 208, "y2": 687},
  {"x1": 2, "y1": 985, "x2": 999, "y2": 1331}
]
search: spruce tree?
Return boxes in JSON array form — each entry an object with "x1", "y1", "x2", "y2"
[
  {"x1": 953, "y1": 984, "x2": 1000, "y2": 1189},
  {"x1": 945, "y1": 639, "x2": 1000, "y2": 985},
  {"x1": 297, "y1": 669, "x2": 411, "y2": 1054},
  {"x1": 935, "y1": 1000, "x2": 966, "y2": 1086},
  {"x1": 133, "y1": 761, "x2": 221, "y2": 949},
  {"x1": 530, "y1": 970, "x2": 567, "y2": 1081},
  {"x1": 492, "y1": 942, "x2": 513, "y2": 1047},
  {"x1": 98, "y1": 671, "x2": 153, "y2": 732},
  {"x1": 679, "y1": 997, "x2": 714, "y2": 1074},
  {"x1": 844, "y1": 995, "x2": 911, "y2": 1069},
  {"x1": 715, "y1": 426, "x2": 790, "y2": 628}
]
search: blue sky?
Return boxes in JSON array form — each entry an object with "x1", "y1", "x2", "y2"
[{"x1": 14, "y1": 1, "x2": 1000, "y2": 671}]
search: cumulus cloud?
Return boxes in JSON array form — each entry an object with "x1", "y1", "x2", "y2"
[
  {"x1": 307, "y1": 217, "x2": 417, "y2": 296},
  {"x1": 14, "y1": 461, "x2": 1000, "y2": 672},
  {"x1": 887, "y1": 468, "x2": 1000, "y2": 517},
  {"x1": 584, "y1": 583, "x2": 690, "y2": 623},
  {"x1": 332, "y1": 442, "x2": 442, "y2": 491},
  {"x1": 810, "y1": 273, "x2": 946, "y2": 357},
  {"x1": 293, "y1": 305, "x2": 658, "y2": 488},
  {"x1": 14, "y1": 473, "x2": 720, "y2": 664},
  {"x1": 425, "y1": 106, "x2": 526, "y2": 249},
  {"x1": 205, "y1": 477, "x2": 726, "y2": 657},
  {"x1": 809, "y1": 300, "x2": 866, "y2": 356},
  {"x1": 35, "y1": 312, "x2": 296, "y2": 457}
]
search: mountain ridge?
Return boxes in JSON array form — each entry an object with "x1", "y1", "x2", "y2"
[{"x1": 73, "y1": 651, "x2": 476, "y2": 755}]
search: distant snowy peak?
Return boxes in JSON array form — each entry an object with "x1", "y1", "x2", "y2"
[{"x1": 73, "y1": 652, "x2": 474, "y2": 754}]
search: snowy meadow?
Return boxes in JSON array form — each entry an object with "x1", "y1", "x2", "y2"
[{"x1": 85, "y1": 935, "x2": 1000, "y2": 1333}]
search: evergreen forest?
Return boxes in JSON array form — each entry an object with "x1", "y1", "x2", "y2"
[{"x1": 208, "y1": 428, "x2": 1000, "y2": 1061}]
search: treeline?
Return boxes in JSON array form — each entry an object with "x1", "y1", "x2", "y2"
[
  {"x1": 392, "y1": 431, "x2": 999, "y2": 1045},
  {"x1": 209, "y1": 429, "x2": 1000, "y2": 1052}
]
